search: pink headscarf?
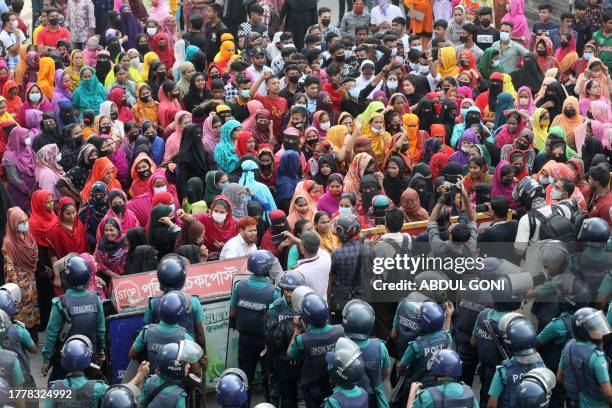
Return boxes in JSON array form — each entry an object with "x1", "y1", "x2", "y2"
[
  {"x1": 516, "y1": 86, "x2": 536, "y2": 115},
  {"x1": 491, "y1": 160, "x2": 518, "y2": 209},
  {"x1": 242, "y1": 100, "x2": 264, "y2": 132},
  {"x1": 501, "y1": 0, "x2": 531, "y2": 47}
]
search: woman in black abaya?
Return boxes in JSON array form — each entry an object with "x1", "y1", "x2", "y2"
[{"x1": 280, "y1": 0, "x2": 317, "y2": 51}]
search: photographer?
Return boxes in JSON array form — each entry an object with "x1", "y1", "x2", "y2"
[{"x1": 477, "y1": 196, "x2": 519, "y2": 244}]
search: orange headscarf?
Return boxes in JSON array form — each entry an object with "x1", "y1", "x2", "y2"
[
  {"x1": 14, "y1": 45, "x2": 28, "y2": 92},
  {"x1": 402, "y1": 113, "x2": 424, "y2": 162},
  {"x1": 343, "y1": 152, "x2": 376, "y2": 194},
  {"x1": 287, "y1": 192, "x2": 316, "y2": 229},
  {"x1": 129, "y1": 152, "x2": 157, "y2": 198},
  {"x1": 37, "y1": 57, "x2": 55, "y2": 100},
  {"x1": 80, "y1": 157, "x2": 122, "y2": 202}
]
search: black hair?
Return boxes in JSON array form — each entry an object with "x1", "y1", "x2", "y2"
[
  {"x1": 500, "y1": 21, "x2": 514, "y2": 30},
  {"x1": 280, "y1": 32, "x2": 293, "y2": 41},
  {"x1": 491, "y1": 196, "x2": 509, "y2": 218},
  {"x1": 230, "y1": 60, "x2": 248, "y2": 72},
  {"x1": 392, "y1": 16, "x2": 406, "y2": 26},
  {"x1": 355, "y1": 24, "x2": 369, "y2": 34},
  {"x1": 293, "y1": 219, "x2": 310, "y2": 237},
  {"x1": 603, "y1": 8, "x2": 612, "y2": 23},
  {"x1": 304, "y1": 34, "x2": 321, "y2": 44},
  {"x1": 162, "y1": 80, "x2": 175, "y2": 95},
  {"x1": 385, "y1": 207, "x2": 404, "y2": 233},
  {"x1": 210, "y1": 3, "x2": 223, "y2": 18},
  {"x1": 328, "y1": 41, "x2": 345, "y2": 54},
  {"x1": 281, "y1": 47, "x2": 297, "y2": 57},
  {"x1": 291, "y1": 52, "x2": 305, "y2": 62},
  {"x1": 559, "y1": 179, "x2": 575, "y2": 197},
  {"x1": 190, "y1": 15, "x2": 203, "y2": 30},
  {"x1": 433, "y1": 19, "x2": 448, "y2": 29},
  {"x1": 451, "y1": 223, "x2": 470, "y2": 243},
  {"x1": 340, "y1": 192, "x2": 357, "y2": 206},
  {"x1": 574, "y1": 0, "x2": 588, "y2": 9},
  {"x1": 11, "y1": 0, "x2": 24, "y2": 13},
  {"x1": 589, "y1": 163, "x2": 610, "y2": 186},
  {"x1": 304, "y1": 75, "x2": 320, "y2": 88},
  {"x1": 314, "y1": 211, "x2": 331, "y2": 224},
  {"x1": 478, "y1": 6, "x2": 492, "y2": 16},
  {"x1": 0, "y1": 12, "x2": 14, "y2": 24},
  {"x1": 113, "y1": 64, "x2": 126, "y2": 75},
  {"x1": 325, "y1": 31, "x2": 339, "y2": 43},
  {"x1": 560, "y1": 12, "x2": 573, "y2": 21},
  {"x1": 284, "y1": 63, "x2": 299, "y2": 73},
  {"x1": 318, "y1": 6, "x2": 331, "y2": 16},
  {"x1": 211, "y1": 79, "x2": 225, "y2": 90},
  {"x1": 462, "y1": 23, "x2": 477, "y2": 35},
  {"x1": 538, "y1": 3, "x2": 552, "y2": 11},
  {"x1": 383, "y1": 34, "x2": 398, "y2": 43},
  {"x1": 468, "y1": 156, "x2": 486, "y2": 170},
  {"x1": 249, "y1": 3, "x2": 264, "y2": 15}
]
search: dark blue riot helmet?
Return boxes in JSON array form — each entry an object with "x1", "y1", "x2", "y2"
[
  {"x1": 300, "y1": 293, "x2": 329, "y2": 328},
  {"x1": 326, "y1": 337, "x2": 365, "y2": 387},
  {"x1": 60, "y1": 335, "x2": 94, "y2": 371},
  {"x1": 342, "y1": 299, "x2": 375, "y2": 339},
  {"x1": 247, "y1": 250, "x2": 275, "y2": 276},
  {"x1": 157, "y1": 258, "x2": 186, "y2": 292},
  {"x1": 62, "y1": 255, "x2": 92, "y2": 290},
  {"x1": 278, "y1": 271, "x2": 305, "y2": 290},
  {"x1": 517, "y1": 367, "x2": 556, "y2": 408},
  {"x1": 428, "y1": 349, "x2": 462, "y2": 378},
  {"x1": 100, "y1": 385, "x2": 137, "y2": 408},
  {"x1": 216, "y1": 368, "x2": 248, "y2": 407},
  {"x1": 159, "y1": 291, "x2": 186, "y2": 325},
  {"x1": 417, "y1": 302, "x2": 445, "y2": 333}
]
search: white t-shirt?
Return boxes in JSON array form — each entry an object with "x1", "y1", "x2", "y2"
[
  {"x1": 370, "y1": 4, "x2": 404, "y2": 26},
  {"x1": 514, "y1": 204, "x2": 572, "y2": 254},
  {"x1": 246, "y1": 64, "x2": 274, "y2": 96},
  {"x1": 294, "y1": 249, "x2": 332, "y2": 301},
  {"x1": 0, "y1": 29, "x2": 24, "y2": 54},
  {"x1": 219, "y1": 234, "x2": 257, "y2": 260}
]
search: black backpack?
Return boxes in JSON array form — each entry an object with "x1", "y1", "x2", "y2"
[
  {"x1": 557, "y1": 200, "x2": 589, "y2": 239},
  {"x1": 529, "y1": 205, "x2": 575, "y2": 242}
]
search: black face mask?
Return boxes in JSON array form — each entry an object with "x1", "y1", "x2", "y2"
[
  {"x1": 321, "y1": 18, "x2": 331, "y2": 26},
  {"x1": 110, "y1": 112, "x2": 119, "y2": 121},
  {"x1": 100, "y1": 125, "x2": 111, "y2": 134},
  {"x1": 459, "y1": 60, "x2": 470, "y2": 67},
  {"x1": 287, "y1": 75, "x2": 299, "y2": 84},
  {"x1": 512, "y1": 165, "x2": 523, "y2": 174},
  {"x1": 458, "y1": 80, "x2": 470, "y2": 87},
  {"x1": 537, "y1": 49, "x2": 548, "y2": 57},
  {"x1": 111, "y1": 203, "x2": 125, "y2": 214},
  {"x1": 136, "y1": 44, "x2": 150, "y2": 55},
  {"x1": 306, "y1": 138, "x2": 318, "y2": 146},
  {"x1": 480, "y1": 18, "x2": 491, "y2": 27},
  {"x1": 459, "y1": 35, "x2": 469, "y2": 43},
  {"x1": 260, "y1": 163, "x2": 272, "y2": 171},
  {"x1": 400, "y1": 143, "x2": 409, "y2": 153},
  {"x1": 141, "y1": 95, "x2": 151, "y2": 103},
  {"x1": 335, "y1": 54, "x2": 345, "y2": 63},
  {"x1": 553, "y1": 155, "x2": 567, "y2": 162},
  {"x1": 560, "y1": 41, "x2": 569, "y2": 48},
  {"x1": 283, "y1": 137, "x2": 299, "y2": 151},
  {"x1": 564, "y1": 107, "x2": 576, "y2": 117},
  {"x1": 137, "y1": 169, "x2": 151, "y2": 179},
  {"x1": 49, "y1": 17, "x2": 59, "y2": 26},
  {"x1": 516, "y1": 142, "x2": 529, "y2": 150},
  {"x1": 43, "y1": 122, "x2": 56, "y2": 132},
  {"x1": 158, "y1": 43, "x2": 168, "y2": 50}
]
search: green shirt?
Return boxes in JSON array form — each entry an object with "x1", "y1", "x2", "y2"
[
  {"x1": 323, "y1": 385, "x2": 366, "y2": 408},
  {"x1": 287, "y1": 324, "x2": 343, "y2": 360},
  {"x1": 12, "y1": 323, "x2": 35, "y2": 351},
  {"x1": 131, "y1": 322, "x2": 194, "y2": 352},
  {"x1": 143, "y1": 293, "x2": 205, "y2": 325},
  {"x1": 593, "y1": 29, "x2": 612, "y2": 71},
  {"x1": 229, "y1": 276, "x2": 281, "y2": 308},
  {"x1": 42, "y1": 289, "x2": 106, "y2": 364},
  {"x1": 400, "y1": 331, "x2": 453, "y2": 367},
  {"x1": 537, "y1": 311, "x2": 572, "y2": 347},
  {"x1": 599, "y1": 272, "x2": 612, "y2": 298},
  {"x1": 488, "y1": 357, "x2": 520, "y2": 397},
  {"x1": 353, "y1": 338, "x2": 390, "y2": 408},
  {"x1": 559, "y1": 340, "x2": 610, "y2": 408},
  {"x1": 44, "y1": 373, "x2": 108, "y2": 408},
  {"x1": 287, "y1": 245, "x2": 300, "y2": 270},
  {"x1": 139, "y1": 375, "x2": 187, "y2": 408},
  {"x1": 414, "y1": 382, "x2": 479, "y2": 408}
]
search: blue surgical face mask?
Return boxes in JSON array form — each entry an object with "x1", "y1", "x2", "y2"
[
  {"x1": 294, "y1": 103, "x2": 307, "y2": 109},
  {"x1": 411, "y1": 45, "x2": 422, "y2": 53},
  {"x1": 349, "y1": 87, "x2": 360, "y2": 99},
  {"x1": 499, "y1": 32, "x2": 510, "y2": 42},
  {"x1": 583, "y1": 52, "x2": 593, "y2": 60},
  {"x1": 492, "y1": 59, "x2": 500, "y2": 67},
  {"x1": 240, "y1": 89, "x2": 250, "y2": 99},
  {"x1": 168, "y1": 204, "x2": 175, "y2": 212},
  {"x1": 460, "y1": 108, "x2": 468, "y2": 118},
  {"x1": 375, "y1": 50, "x2": 384, "y2": 60},
  {"x1": 153, "y1": 185, "x2": 167, "y2": 194},
  {"x1": 17, "y1": 222, "x2": 28, "y2": 233},
  {"x1": 219, "y1": 182, "x2": 229, "y2": 191},
  {"x1": 339, "y1": 207, "x2": 352, "y2": 216},
  {"x1": 29, "y1": 92, "x2": 41, "y2": 103}
]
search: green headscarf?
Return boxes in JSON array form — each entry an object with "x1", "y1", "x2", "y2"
[
  {"x1": 204, "y1": 170, "x2": 223, "y2": 207},
  {"x1": 548, "y1": 126, "x2": 578, "y2": 159},
  {"x1": 72, "y1": 66, "x2": 107, "y2": 114},
  {"x1": 478, "y1": 48, "x2": 505, "y2": 80},
  {"x1": 356, "y1": 101, "x2": 385, "y2": 125},
  {"x1": 214, "y1": 120, "x2": 242, "y2": 173}
]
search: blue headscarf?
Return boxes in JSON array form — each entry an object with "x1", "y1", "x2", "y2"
[
  {"x1": 493, "y1": 92, "x2": 516, "y2": 131},
  {"x1": 214, "y1": 120, "x2": 241, "y2": 173},
  {"x1": 141, "y1": 121, "x2": 165, "y2": 165},
  {"x1": 71, "y1": 66, "x2": 107, "y2": 115},
  {"x1": 275, "y1": 150, "x2": 301, "y2": 200},
  {"x1": 238, "y1": 160, "x2": 277, "y2": 216},
  {"x1": 186, "y1": 45, "x2": 200, "y2": 62}
]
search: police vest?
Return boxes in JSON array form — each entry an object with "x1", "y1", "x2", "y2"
[
  {"x1": 235, "y1": 280, "x2": 276, "y2": 336},
  {"x1": 456, "y1": 280, "x2": 491, "y2": 344},
  {"x1": 497, "y1": 357, "x2": 545, "y2": 408},
  {"x1": 145, "y1": 325, "x2": 186, "y2": 372},
  {"x1": 268, "y1": 298, "x2": 297, "y2": 361},
  {"x1": 325, "y1": 387, "x2": 369, "y2": 408},
  {"x1": 0, "y1": 349, "x2": 17, "y2": 387},
  {"x1": 355, "y1": 338, "x2": 383, "y2": 395},
  {"x1": 539, "y1": 315, "x2": 572, "y2": 372},
  {"x1": 395, "y1": 299, "x2": 421, "y2": 357},
  {"x1": 406, "y1": 331, "x2": 451, "y2": 388},
  {"x1": 426, "y1": 383, "x2": 476, "y2": 408},
  {"x1": 562, "y1": 339, "x2": 609, "y2": 402},
  {"x1": 149, "y1": 292, "x2": 196, "y2": 338},
  {"x1": 474, "y1": 309, "x2": 504, "y2": 367},
  {"x1": 573, "y1": 252, "x2": 612, "y2": 294},
  {"x1": 60, "y1": 292, "x2": 100, "y2": 354},
  {"x1": 300, "y1": 325, "x2": 344, "y2": 386},
  {"x1": 0, "y1": 322, "x2": 31, "y2": 378},
  {"x1": 144, "y1": 375, "x2": 187, "y2": 408},
  {"x1": 51, "y1": 375, "x2": 100, "y2": 408}
]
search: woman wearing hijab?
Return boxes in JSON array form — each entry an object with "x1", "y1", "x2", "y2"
[
  {"x1": 287, "y1": 189, "x2": 316, "y2": 229},
  {"x1": 3, "y1": 80, "x2": 22, "y2": 117},
  {"x1": 127, "y1": 171, "x2": 179, "y2": 226},
  {"x1": 491, "y1": 160, "x2": 519, "y2": 209},
  {"x1": 536, "y1": 81, "x2": 566, "y2": 122},
  {"x1": 182, "y1": 72, "x2": 211, "y2": 124},
  {"x1": 80, "y1": 157, "x2": 122, "y2": 203},
  {"x1": 436, "y1": 47, "x2": 460, "y2": 77},
  {"x1": 3, "y1": 206, "x2": 39, "y2": 337},
  {"x1": 80, "y1": 181, "x2": 109, "y2": 246},
  {"x1": 532, "y1": 107, "x2": 552, "y2": 152},
  {"x1": 149, "y1": 32, "x2": 174, "y2": 71},
  {"x1": 35, "y1": 144, "x2": 66, "y2": 200},
  {"x1": 204, "y1": 170, "x2": 228, "y2": 208},
  {"x1": 492, "y1": 92, "x2": 516, "y2": 132},
  {"x1": 51, "y1": 70, "x2": 73, "y2": 115},
  {"x1": 197, "y1": 195, "x2": 238, "y2": 260},
  {"x1": 201, "y1": 115, "x2": 221, "y2": 168},
  {"x1": 165, "y1": 111, "x2": 192, "y2": 163},
  {"x1": 177, "y1": 124, "x2": 209, "y2": 200},
  {"x1": 57, "y1": 143, "x2": 97, "y2": 199},
  {"x1": 575, "y1": 57, "x2": 610, "y2": 101},
  {"x1": 383, "y1": 156, "x2": 410, "y2": 207},
  {"x1": 214, "y1": 120, "x2": 242, "y2": 173},
  {"x1": 400, "y1": 188, "x2": 429, "y2": 222},
  {"x1": 94, "y1": 216, "x2": 128, "y2": 281},
  {"x1": 343, "y1": 152, "x2": 377, "y2": 195},
  {"x1": 478, "y1": 48, "x2": 505, "y2": 80},
  {"x1": 72, "y1": 67, "x2": 107, "y2": 115},
  {"x1": 2, "y1": 127, "x2": 35, "y2": 210},
  {"x1": 47, "y1": 197, "x2": 88, "y2": 269},
  {"x1": 120, "y1": 4, "x2": 144, "y2": 49},
  {"x1": 108, "y1": 88, "x2": 134, "y2": 123},
  {"x1": 317, "y1": 173, "x2": 343, "y2": 214},
  {"x1": 123, "y1": 227, "x2": 158, "y2": 274},
  {"x1": 97, "y1": 189, "x2": 140, "y2": 240},
  {"x1": 238, "y1": 160, "x2": 277, "y2": 214},
  {"x1": 146, "y1": 60, "x2": 167, "y2": 102},
  {"x1": 132, "y1": 83, "x2": 159, "y2": 126},
  {"x1": 15, "y1": 83, "x2": 53, "y2": 127},
  {"x1": 313, "y1": 154, "x2": 337, "y2": 190},
  {"x1": 222, "y1": 183, "x2": 247, "y2": 220},
  {"x1": 360, "y1": 112, "x2": 391, "y2": 166},
  {"x1": 402, "y1": 113, "x2": 429, "y2": 163},
  {"x1": 37, "y1": 57, "x2": 55, "y2": 101},
  {"x1": 500, "y1": 0, "x2": 531, "y2": 47},
  {"x1": 551, "y1": 96, "x2": 584, "y2": 150},
  {"x1": 449, "y1": 129, "x2": 479, "y2": 166},
  {"x1": 275, "y1": 150, "x2": 302, "y2": 213},
  {"x1": 235, "y1": 131, "x2": 257, "y2": 158},
  {"x1": 147, "y1": 204, "x2": 180, "y2": 259},
  {"x1": 183, "y1": 176, "x2": 208, "y2": 215},
  {"x1": 157, "y1": 80, "x2": 181, "y2": 129},
  {"x1": 128, "y1": 152, "x2": 157, "y2": 198}
]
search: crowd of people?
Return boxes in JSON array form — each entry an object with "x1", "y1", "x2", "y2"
[{"x1": 0, "y1": 0, "x2": 606, "y2": 405}]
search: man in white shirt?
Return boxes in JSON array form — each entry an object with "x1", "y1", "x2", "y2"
[
  {"x1": 246, "y1": 47, "x2": 273, "y2": 96},
  {"x1": 219, "y1": 217, "x2": 259, "y2": 260},
  {"x1": 0, "y1": 12, "x2": 25, "y2": 72},
  {"x1": 293, "y1": 231, "x2": 332, "y2": 301},
  {"x1": 370, "y1": 0, "x2": 404, "y2": 33}
]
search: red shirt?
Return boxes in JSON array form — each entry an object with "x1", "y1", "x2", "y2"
[
  {"x1": 254, "y1": 93, "x2": 288, "y2": 149},
  {"x1": 588, "y1": 189, "x2": 612, "y2": 225},
  {"x1": 36, "y1": 26, "x2": 71, "y2": 47}
]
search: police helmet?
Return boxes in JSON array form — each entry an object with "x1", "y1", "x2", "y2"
[
  {"x1": 334, "y1": 215, "x2": 361, "y2": 243},
  {"x1": 428, "y1": 349, "x2": 462, "y2": 378},
  {"x1": 0, "y1": 283, "x2": 21, "y2": 304},
  {"x1": 0, "y1": 310, "x2": 10, "y2": 325},
  {"x1": 278, "y1": 271, "x2": 305, "y2": 290},
  {"x1": 417, "y1": 302, "x2": 445, "y2": 333},
  {"x1": 342, "y1": 299, "x2": 375, "y2": 339},
  {"x1": 571, "y1": 307, "x2": 612, "y2": 341},
  {"x1": 0, "y1": 291, "x2": 16, "y2": 317},
  {"x1": 578, "y1": 217, "x2": 610, "y2": 243},
  {"x1": 156, "y1": 342, "x2": 188, "y2": 380},
  {"x1": 60, "y1": 335, "x2": 93, "y2": 371},
  {"x1": 291, "y1": 286, "x2": 315, "y2": 313},
  {"x1": 414, "y1": 271, "x2": 449, "y2": 304},
  {"x1": 216, "y1": 368, "x2": 248, "y2": 407},
  {"x1": 247, "y1": 250, "x2": 275, "y2": 276},
  {"x1": 559, "y1": 278, "x2": 591, "y2": 313},
  {"x1": 159, "y1": 291, "x2": 186, "y2": 325},
  {"x1": 100, "y1": 385, "x2": 137, "y2": 408},
  {"x1": 0, "y1": 378, "x2": 8, "y2": 406},
  {"x1": 492, "y1": 276, "x2": 522, "y2": 312},
  {"x1": 326, "y1": 337, "x2": 365, "y2": 387},
  {"x1": 505, "y1": 319, "x2": 537, "y2": 356},
  {"x1": 540, "y1": 241, "x2": 569, "y2": 275},
  {"x1": 300, "y1": 293, "x2": 329, "y2": 328},
  {"x1": 62, "y1": 255, "x2": 92, "y2": 290},
  {"x1": 253, "y1": 404, "x2": 276, "y2": 408},
  {"x1": 517, "y1": 367, "x2": 556, "y2": 408},
  {"x1": 157, "y1": 258, "x2": 187, "y2": 292},
  {"x1": 513, "y1": 176, "x2": 544, "y2": 206}
]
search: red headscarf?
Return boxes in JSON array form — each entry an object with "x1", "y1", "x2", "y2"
[
  {"x1": 3, "y1": 206, "x2": 38, "y2": 272},
  {"x1": 107, "y1": 87, "x2": 134, "y2": 123},
  {"x1": 47, "y1": 197, "x2": 88, "y2": 258},
  {"x1": 81, "y1": 157, "x2": 122, "y2": 202},
  {"x1": 29, "y1": 189, "x2": 58, "y2": 246},
  {"x1": 151, "y1": 191, "x2": 173, "y2": 207},
  {"x1": 459, "y1": 51, "x2": 477, "y2": 71},
  {"x1": 150, "y1": 32, "x2": 175, "y2": 71},
  {"x1": 236, "y1": 131, "x2": 257, "y2": 157},
  {"x1": 196, "y1": 195, "x2": 239, "y2": 254},
  {"x1": 430, "y1": 152, "x2": 450, "y2": 179}
]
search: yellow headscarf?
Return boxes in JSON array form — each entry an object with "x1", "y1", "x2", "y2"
[
  {"x1": 221, "y1": 33, "x2": 235, "y2": 43},
  {"x1": 65, "y1": 50, "x2": 84, "y2": 91},
  {"x1": 436, "y1": 47, "x2": 460, "y2": 77},
  {"x1": 532, "y1": 107, "x2": 550, "y2": 151},
  {"x1": 37, "y1": 57, "x2": 55, "y2": 100},
  {"x1": 326, "y1": 124, "x2": 348, "y2": 152},
  {"x1": 0, "y1": 96, "x2": 15, "y2": 123},
  {"x1": 502, "y1": 73, "x2": 517, "y2": 100},
  {"x1": 14, "y1": 44, "x2": 29, "y2": 89},
  {"x1": 356, "y1": 101, "x2": 385, "y2": 126},
  {"x1": 140, "y1": 51, "x2": 160, "y2": 80},
  {"x1": 362, "y1": 112, "x2": 391, "y2": 165}
]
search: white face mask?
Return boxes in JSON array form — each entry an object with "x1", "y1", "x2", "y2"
[
  {"x1": 153, "y1": 185, "x2": 167, "y2": 193},
  {"x1": 370, "y1": 126, "x2": 381, "y2": 133},
  {"x1": 411, "y1": 45, "x2": 422, "y2": 53},
  {"x1": 130, "y1": 58, "x2": 140, "y2": 67},
  {"x1": 147, "y1": 27, "x2": 157, "y2": 36},
  {"x1": 419, "y1": 65, "x2": 429, "y2": 74},
  {"x1": 349, "y1": 87, "x2": 360, "y2": 99},
  {"x1": 339, "y1": 207, "x2": 352, "y2": 216},
  {"x1": 56, "y1": 153, "x2": 62, "y2": 162},
  {"x1": 212, "y1": 211, "x2": 226, "y2": 223},
  {"x1": 11, "y1": 20, "x2": 18, "y2": 29},
  {"x1": 550, "y1": 187, "x2": 563, "y2": 200},
  {"x1": 319, "y1": 122, "x2": 330, "y2": 131},
  {"x1": 240, "y1": 89, "x2": 250, "y2": 99},
  {"x1": 24, "y1": 137, "x2": 31, "y2": 146},
  {"x1": 539, "y1": 175, "x2": 554, "y2": 186},
  {"x1": 499, "y1": 32, "x2": 510, "y2": 42},
  {"x1": 387, "y1": 80, "x2": 398, "y2": 90},
  {"x1": 461, "y1": 146, "x2": 470, "y2": 153},
  {"x1": 17, "y1": 222, "x2": 28, "y2": 232}
]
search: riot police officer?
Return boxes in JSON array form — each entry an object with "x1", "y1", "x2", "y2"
[
  {"x1": 323, "y1": 337, "x2": 368, "y2": 407},
  {"x1": 100, "y1": 385, "x2": 141, "y2": 408},
  {"x1": 144, "y1": 257, "x2": 207, "y2": 351},
  {"x1": 342, "y1": 299, "x2": 390, "y2": 408},
  {"x1": 216, "y1": 368, "x2": 249, "y2": 408},
  {"x1": 287, "y1": 292, "x2": 344, "y2": 408},
  {"x1": 140, "y1": 340, "x2": 203, "y2": 408},
  {"x1": 406, "y1": 349, "x2": 477, "y2": 408},
  {"x1": 394, "y1": 302, "x2": 453, "y2": 408},
  {"x1": 0, "y1": 378, "x2": 9, "y2": 408},
  {"x1": 0, "y1": 310, "x2": 24, "y2": 406},
  {"x1": 129, "y1": 291, "x2": 195, "y2": 373},
  {"x1": 559, "y1": 307, "x2": 612, "y2": 407},
  {"x1": 41, "y1": 255, "x2": 105, "y2": 382},
  {"x1": 536, "y1": 277, "x2": 590, "y2": 408},
  {"x1": 488, "y1": 314, "x2": 545, "y2": 408},
  {"x1": 266, "y1": 271, "x2": 305, "y2": 408},
  {"x1": 47, "y1": 335, "x2": 109, "y2": 408},
  {"x1": 516, "y1": 367, "x2": 556, "y2": 408},
  {"x1": 229, "y1": 250, "x2": 280, "y2": 403}
]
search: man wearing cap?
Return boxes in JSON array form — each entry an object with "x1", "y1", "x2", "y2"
[{"x1": 247, "y1": 46, "x2": 274, "y2": 95}]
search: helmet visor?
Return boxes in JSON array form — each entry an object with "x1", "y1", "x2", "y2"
[
  {"x1": 177, "y1": 339, "x2": 203, "y2": 363},
  {"x1": 578, "y1": 310, "x2": 612, "y2": 340},
  {"x1": 525, "y1": 367, "x2": 556, "y2": 395}
]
